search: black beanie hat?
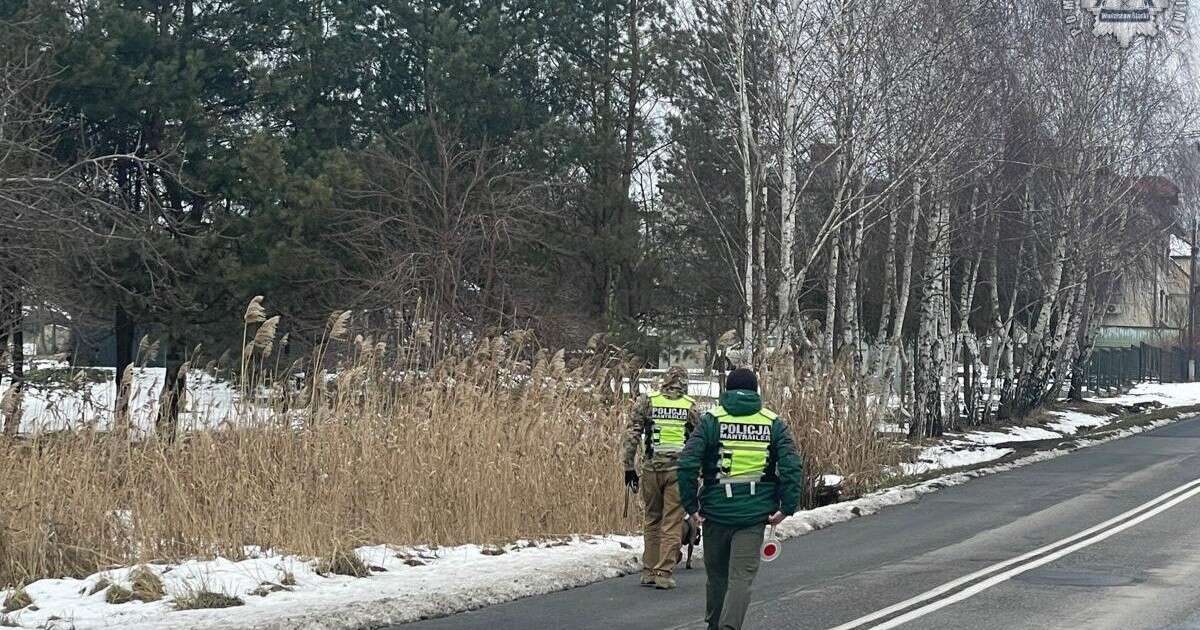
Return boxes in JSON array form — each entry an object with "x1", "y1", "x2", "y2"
[{"x1": 725, "y1": 367, "x2": 758, "y2": 392}]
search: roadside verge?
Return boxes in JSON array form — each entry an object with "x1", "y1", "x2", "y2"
[{"x1": 4, "y1": 397, "x2": 1199, "y2": 630}]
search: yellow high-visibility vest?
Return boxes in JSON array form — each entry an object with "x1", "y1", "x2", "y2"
[
  {"x1": 711, "y1": 405, "x2": 777, "y2": 483},
  {"x1": 647, "y1": 391, "x2": 695, "y2": 454}
]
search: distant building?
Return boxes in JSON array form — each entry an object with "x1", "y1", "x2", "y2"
[
  {"x1": 1095, "y1": 177, "x2": 1189, "y2": 349},
  {"x1": 660, "y1": 337, "x2": 710, "y2": 370}
]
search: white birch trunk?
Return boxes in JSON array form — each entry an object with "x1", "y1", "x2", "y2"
[
  {"x1": 736, "y1": 0, "x2": 755, "y2": 367},
  {"x1": 983, "y1": 236, "x2": 1007, "y2": 424},
  {"x1": 937, "y1": 195, "x2": 954, "y2": 429},
  {"x1": 877, "y1": 196, "x2": 898, "y2": 342},
  {"x1": 757, "y1": 183, "x2": 768, "y2": 361},
  {"x1": 824, "y1": 237, "x2": 840, "y2": 363},
  {"x1": 994, "y1": 235, "x2": 1025, "y2": 420},
  {"x1": 1015, "y1": 235, "x2": 1067, "y2": 414},
  {"x1": 1049, "y1": 281, "x2": 1088, "y2": 400},
  {"x1": 948, "y1": 251, "x2": 981, "y2": 430},
  {"x1": 842, "y1": 211, "x2": 864, "y2": 369},
  {"x1": 881, "y1": 182, "x2": 922, "y2": 402},
  {"x1": 912, "y1": 186, "x2": 948, "y2": 438},
  {"x1": 778, "y1": 58, "x2": 798, "y2": 330}
]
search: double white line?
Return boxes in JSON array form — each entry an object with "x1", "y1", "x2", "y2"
[{"x1": 829, "y1": 477, "x2": 1200, "y2": 630}]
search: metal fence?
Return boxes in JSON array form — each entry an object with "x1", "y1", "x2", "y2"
[{"x1": 1083, "y1": 343, "x2": 1189, "y2": 391}]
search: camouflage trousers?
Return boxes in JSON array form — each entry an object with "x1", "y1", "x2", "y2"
[{"x1": 640, "y1": 469, "x2": 684, "y2": 578}]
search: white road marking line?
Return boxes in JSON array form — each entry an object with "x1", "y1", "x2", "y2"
[
  {"x1": 870, "y1": 481, "x2": 1200, "y2": 629},
  {"x1": 828, "y1": 477, "x2": 1200, "y2": 630}
]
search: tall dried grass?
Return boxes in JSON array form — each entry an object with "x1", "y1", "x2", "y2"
[
  {"x1": 762, "y1": 359, "x2": 901, "y2": 502},
  {"x1": 0, "y1": 328, "x2": 642, "y2": 586},
  {"x1": 0, "y1": 311, "x2": 897, "y2": 587}
]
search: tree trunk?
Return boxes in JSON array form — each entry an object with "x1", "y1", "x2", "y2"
[
  {"x1": 937, "y1": 192, "x2": 953, "y2": 431},
  {"x1": 0, "y1": 291, "x2": 9, "y2": 380},
  {"x1": 877, "y1": 195, "x2": 899, "y2": 342},
  {"x1": 881, "y1": 182, "x2": 921, "y2": 409},
  {"x1": 824, "y1": 236, "x2": 840, "y2": 363},
  {"x1": 841, "y1": 211, "x2": 864, "y2": 370},
  {"x1": 948, "y1": 251, "x2": 981, "y2": 430},
  {"x1": 1014, "y1": 235, "x2": 1067, "y2": 416},
  {"x1": 156, "y1": 336, "x2": 187, "y2": 443},
  {"x1": 778, "y1": 61, "x2": 799, "y2": 332},
  {"x1": 1070, "y1": 270, "x2": 1117, "y2": 400},
  {"x1": 736, "y1": 0, "x2": 755, "y2": 367},
  {"x1": 962, "y1": 342, "x2": 974, "y2": 425},
  {"x1": 11, "y1": 299, "x2": 22, "y2": 383},
  {"x1": 2, "y1": 296, "x2": 23, "y2": 435},
  {"x1": 114, "y1": 306, "x2": 136, "y2": 429},
  {"x1": 911, "y1": 187, "x2": 948, "y2": 439},
  {"x1": 983, "y1": 235, "x2": 1007, "y2": 424},
  {"x1": 1047, "y1": 280, "x2": 1087, "y2": 402},
  {"x1": 756, "y1": 182, "x2": 768, "y2": 365}
]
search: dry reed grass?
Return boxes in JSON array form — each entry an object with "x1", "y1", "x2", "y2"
[
  {"x1": 0, "y1": 325, "x2": 642, "y2": 587},
  {"x1": 0, "y1": 589, "x2": 29, "y2": 613},
  {"x1": 0, "y1": 305, "x2": 897, "y2": 587},
  {"x1": 104, "y1": 584, "x2": 135, "y2": 605},
  {"x1": 762, "y1": 357, "x2": 901, "y2": 503},
  {"x1": 129, "y1": 566, "x2": 165, "y2": 601},
  {"x1": 173, "y1": 589, "x2": 243, "y2": 610}
]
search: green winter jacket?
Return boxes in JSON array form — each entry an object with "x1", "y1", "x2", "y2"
[{"x1": 676, "y1": 389, "x2": 804, "y2": 528}]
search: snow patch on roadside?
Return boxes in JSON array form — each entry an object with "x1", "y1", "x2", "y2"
[
  {"x1": 898, "y1": 381, "x2": 1200, "y2": 475},
  {"x1": 0, "y1": 537, "x2": 643, "y2": 630},
  {"x1": 956, "y1": 425, "x2": 1062, "y2": 445},
  {"x1": 1106, "y1": 381, "x2": 1200, "y2": 408},
  {"x1": 898, "y1": 445, "x2": 1015, "y2": 475},
  {"x1": 1046, "y1": 410, "x2": 1114, "y2": 435}
]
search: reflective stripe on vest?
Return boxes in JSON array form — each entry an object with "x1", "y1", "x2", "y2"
[
  {"x1": 712, "y1": 405, "x2": 777, "y2": 484},
  {"x1": 647, "y1": 391, "x2": 695, "y2": 454}
]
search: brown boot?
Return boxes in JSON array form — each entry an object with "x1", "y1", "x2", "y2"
[
  {"x1": 640, "y1": 572, "x2": 656, "y2": 587},
  {"x1": 654, "y1": 574, "x2": 676, "y2": 590}
]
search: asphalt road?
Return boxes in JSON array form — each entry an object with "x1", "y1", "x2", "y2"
[{"x1": 403, "y1": 416, "x2": 1200, "y2": 630}]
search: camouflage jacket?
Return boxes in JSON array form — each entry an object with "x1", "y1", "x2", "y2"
[{"x1": 622, "y1": 388, "x2": 702, "y2": 473}]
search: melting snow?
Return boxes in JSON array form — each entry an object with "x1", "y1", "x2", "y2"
[
  {"x1": 0, "y1": 538, "x2": 642, "y2": 630},
  {"x1": 956, "y1": 426, "x2": 1062, "y2": 445},
  {"x1": 899, "y1": 445, "x2": 1015, "y2": 475},
  {"x1": 1106, "y1": 381, "x2": 1200, "y2": 409},
  {"x1": 1046, "y1": 410, "x2": 1114, "y2": 435}
]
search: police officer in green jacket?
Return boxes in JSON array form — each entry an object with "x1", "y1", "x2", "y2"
[{"x1": 677, "y1": 368, "x2": 803, "y2": 630}]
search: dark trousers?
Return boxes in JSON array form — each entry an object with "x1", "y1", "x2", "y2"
[{"x1": 703, "y1": 522, "x2": 765, "y2": 630}]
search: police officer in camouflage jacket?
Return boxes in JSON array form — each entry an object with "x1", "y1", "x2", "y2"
[{"x1": 623, "y1": 366, "x2": 700, "y2": 590}]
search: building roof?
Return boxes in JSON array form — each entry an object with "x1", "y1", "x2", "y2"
[{"x1": 1133, "y1": 175, "x2": 1182, "y2": 199}]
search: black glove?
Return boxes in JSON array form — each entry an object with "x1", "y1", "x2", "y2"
[{"x1": 624, "y1": 470, "x2": 639, "y2": 493}]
